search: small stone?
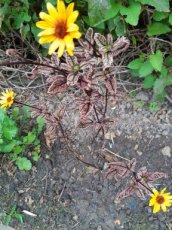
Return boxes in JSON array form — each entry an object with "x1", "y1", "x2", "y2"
[
  {"x1": 114, "y1": 219, "x2": 121, "y2": 225},
  {"x1": 135, "y1": 91, "x2": 149, "y2": 101},
  {"x1": 161, "y1": 146, "x2": 171, "y2": 157},
  {"x1": 137, "y1": 150, "x2": 143, "y2": 156},
  {"x1": 126, "y1": 102, "x2": 132, "y2": 109},
  {"x1": 134, "y1": 144, "x2": 139, "y2": 150},
  {"x1": 97, "y1": 226, "x2": 103, "y2": 230},
  {"x1": 18, "y1": 189, "x2": 24, "y2": 194},
  {"x1": 162, "y1": 130, "x2": 168, "y2": 136},
  {"x1": 72, "y1": 215, "x2": 78, "y2": 222}
]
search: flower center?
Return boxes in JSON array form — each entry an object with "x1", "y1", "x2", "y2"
[
  {"x1": 72, "y1": 65, "x2": 80, "y2": 72},
  {"x1": 7, "y1": 96, "x2": 12, "y2": 102},
  {"x1": 156, "y1": 195, "x2": 165, "y2": 204},
  {"x1": 55, "y1": 21, "x2": 67, "y2": 39}
]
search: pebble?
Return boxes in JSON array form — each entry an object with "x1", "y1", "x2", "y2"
[
  {"x1": 161, "y1": 146, "x2": 171, "y2": 157},
  {"x1": 135, "y1": 91, "x2": 149, "y2": 101},
  {"x1": 137, "y1": 150, "x2": 143, "y2": 156}
]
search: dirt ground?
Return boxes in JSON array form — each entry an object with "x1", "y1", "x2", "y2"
[{"x1": 0, "y1": 97, "x2": 172, "y2": 230}]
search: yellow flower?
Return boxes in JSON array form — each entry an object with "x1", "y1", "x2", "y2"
[
  {"x1": 36, "y1": 0, "x2": 81, "y2": 57},
  {"x1": 149, "y1": 188, "x2": 172, "y2": 213},
  {"x1": 0, "y1": 89, "x2": 15, "y2": 109}
]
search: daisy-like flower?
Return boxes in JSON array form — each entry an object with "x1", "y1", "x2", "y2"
[
  {"x1": 36, "y1": 0, "x2": 81, "y2": 57},
  {"x1": 149, "y1": 188, "x2": 172, "y2": 213},
  {"x1": 0, "y1": 89, "x2": 15, "y2": 109}
]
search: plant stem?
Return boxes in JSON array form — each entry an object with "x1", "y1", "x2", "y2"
[
  {"x1": 103, "y1": 88, "x2": 108, "y2": 118},
  {"x1": 14, "y1": 100, "x2": 101, "y2": 170},
  {"x1": 0, "y1": 60, "x2": 67, "y2": 75},
  {"x1": 93, "y1": 106, "x2": 100, "y2": 123}
]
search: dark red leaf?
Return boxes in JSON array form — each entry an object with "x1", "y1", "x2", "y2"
[
  {"x1": 105, "y1": 76, "x2": 117, "y2": 96},
  {"x1": 48, "y1": 76, "x2": 68, "y2": 94},
  {"x1": 79, "y1": 102, "x2": 93, "y2": 121}
]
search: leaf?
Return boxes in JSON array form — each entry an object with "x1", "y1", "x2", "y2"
[
  {"x1": 85, "y1": 27, "x2": 94, "y2": 44},
  {"x1": 0, "y1": 141, "x2": 16, "y2": 153},
  {"x1": 128, "y1": 57, "x2": 144, "y2": 70},
  {"x1": 88, "y1": 0, "x2": 113, "y2": 26},
  {"x1": 11, "y1": 107, "x2": 20, "y2": 119},
  {"x1": 23, "y1": 131, "x2": 36, "y2": 145},
  {"x1": 14, "y1": 213, "x2": 24, "y2": 223},
  {"x1": 149, "y1": 50, "x2": 163, "y2": 72},
  {"x1": 169, "y1": 13, "x2": 172, "y2": 25},
  {"x1": 143, "y1": 75, "x2": 155, "y2": 89},
  {"x1": 47, "y1": 76, "x2": 68, "y2": 94},
  {"x1": 112, "y1": 37, "x2": 130, "y2": 57},
  {"x1": 153, "y1": 11, "x2": 169, "y2": 21},
  {"x1": 136, "y1": 0, "x2": 170, "y2": 12},
  {"x1": 94, "y1": 33, "x2": 106, "y2": 48},
  {"x1": 148, "y1": 102, "x2": 160, "y2": 112},
  {"x1": 153, "y1": 78, "x2": 167, "y2": 101},
  {"x1": 164, "y1": 55, "x2": 172, "y2": 67},
  {"x1": 15, "y1": 157, "x2": 32, "y2": 171},
  {"x1": 147, "y1": 22, "x2": 171, "y2": 36},
  {"x1": 139, "y1": 60, "x2": 154, "y2": 77},
  {"x1": 67, "y1": 73, "x2": 79, "y2": 86},
  {"x1": 106, "y1": 158, "x2": 136, "y2": 180},
  {"x1": 13, "y1": 12, "x2": 31, "y2": 29},
  {"x1": 3, "y1": 123, "x2": 17, "y2": 140},
  {"x1": 136, "y1": 167, "x2": 167, "y2": 183},
  {"x1": 120, "y1": 0, "x2": 141, "y2": 26},
  {"x1": 21, "y1": 106, "x2": 30, "y2": 120},
  {"x1": 79, "y1": 101, "x2": 93, "y2": 121},
  {"x1": 105, "y1": 76, "x2": 117, "y2": 96},
  {"x1": 115, "y1": 180, "x2": 145, "y2": 200},
  {"x1": 113, "y1": 16, "x2": 126, "y2": 36},
  {"x1": 44, "y1": 123, "x2": 57, "y2": 149},
  {"x1": 0, "y1": 109, "x2": 5, "y2": 123},
  {"x1": 104, "y1": 2, "x2": 120, "y2": 21},
  {"x1": 36, "y1": 117, "x2": 45, "y2": 134},
  {"x1": 33, "y1": 151, "x2": 39, "y2": 161},
  {"x1": 90, "y1": 89, "x2": 101, "y2": 104}
]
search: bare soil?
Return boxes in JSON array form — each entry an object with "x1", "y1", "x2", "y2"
[{"x1": 0, "y1": 99, "x2": 172, "y2": 230}]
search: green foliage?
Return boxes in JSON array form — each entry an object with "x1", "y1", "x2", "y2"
[
  {"x1": 128, "y1": 52, "x2": 172, "y2": 102},
  {"x1": 84, "y1": 0, "x2": 171, "y2": 37},
  {"x1": 0, "y1": 106, "x2": 45, "y2": 171},
  {"x1": 0, "y1": 0, "x2": 62, "y2": 40},
  {"x1": 0, "y1": 205, "x2": 24, "y2": 225}
]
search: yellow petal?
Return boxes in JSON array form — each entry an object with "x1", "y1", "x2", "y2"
[
  {"x1": 67, "y1": 11, "x2": 79, "y2": 24},
  {"x1": 38, "y1": 28, "x2": 55, "y2": 37},
  {"x1": 65, "y1": 36, "x2": 74, "y2": 56},
  {"x1": 161, "y1": 188, "x2": 166, "y2": 194},
  {"x1": 66, "y1": 2, "x2": 74, "y2": 17},
  {"x1": 57, "y1": 0, "x2": 66, "y2": 17},
  {"x1": 47, "y1": 2, "x2": 59, "y2": 19},
  {"x1": 39, "y1": 35, "x2": 56, "y2": 44},
  {"x1": 67, "y1": 24, "x2": 79, "y2": 32},
  {"x1": 69, "y1": 31, "x2": 81, "y2": 39},
  {"x1": 0, "y1": 104, "x2": 7, "y2": 108},
  {"x1": 57, "y1": 41, "x2": 65, "y2": 57},
  {"x1": 39, "y1": 12, "x2": 56, "y2": 25},
  {"x1": 153, "y1": 204, "x2": 160, "y2": 213},
  {"x1": 152, "y1": 189, "x2": 159, "y2": 196},
  {"x1": 149, "y1": 197, "x2": 156, "y2": 206},
  {"x1": 164, "y1": 201, "x2": 172, "y2": 207},
  {"x1": 36, "y1": 21, "x2": 52, "y2": 29},
  {"x1": 161, "y1": 204, "x2": 167, "y2": 212},
  {"x1": 67, "y1": 48, "x2": 73, "y2": 56},
  {"x1": 48, "y1": 39, "x2": 61, "y2": 55}
]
